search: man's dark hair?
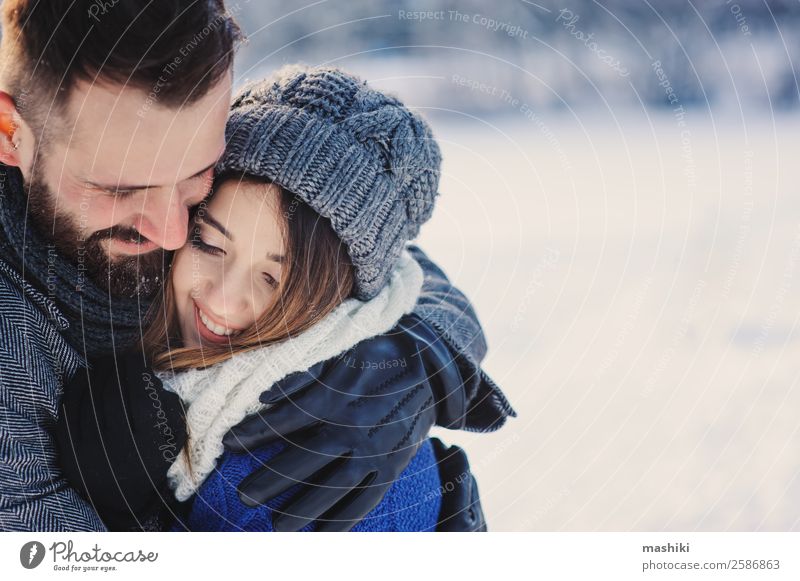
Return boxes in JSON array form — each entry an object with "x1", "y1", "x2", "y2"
[{"x1": 0, "y1": 0, "x2": 241, "y2": 114}]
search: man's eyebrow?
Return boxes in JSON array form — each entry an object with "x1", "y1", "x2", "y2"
[
  {"x1": 196, "y1": 209, "x2": 232, "y2": 240},
  {"x1": 86, "y1": 160, "x2": 218, "y2": 192}
]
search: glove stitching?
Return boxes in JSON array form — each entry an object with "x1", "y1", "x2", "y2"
[
  {"x1": 347, "y1": 365, "x2": 413, "y2": 409},
  {"x1": 366, "y1": 382, "x2": 425, "y2": 439},
  {"x1": 389, "y1": 394, "x2": 434, "y2": 454}
]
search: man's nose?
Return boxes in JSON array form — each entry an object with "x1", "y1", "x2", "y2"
[{"x1": 135, "y1": 188, "x2": 191, "y2": 251}]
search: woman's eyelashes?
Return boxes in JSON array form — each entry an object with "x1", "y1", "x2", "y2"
[
  {"x1": 190, "y1": 226, "x2": 224, "y2": 256},
  {"x1": 191, "y1": 224, "x2": 281, "y2": 290}
]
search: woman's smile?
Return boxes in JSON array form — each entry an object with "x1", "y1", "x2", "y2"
[
  {"x1": 170, "y1": 179, "x2": 285, "y2": 349},
  {"x1": 193, "y1": 300, "x2": 242, "y2": 344}
]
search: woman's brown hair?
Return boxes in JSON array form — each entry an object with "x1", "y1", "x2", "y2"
[{"x1": 142, "y1": 173, "x2": 355, "y2": 373}]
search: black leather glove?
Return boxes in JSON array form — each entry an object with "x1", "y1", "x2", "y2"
[
  {"x1": 431, "y1": 438, "x2": 487, "y2": 532},
  {"x1": 55, "y1": 350, "x2": 188, "y2": 531},
  {"x1": 222, "y1": 313, "x2": 466, "y2": 531}
]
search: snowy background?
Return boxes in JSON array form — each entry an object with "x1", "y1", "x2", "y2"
[{"x1": 237, "y1": 0, "x2": 800, "y2": 531}]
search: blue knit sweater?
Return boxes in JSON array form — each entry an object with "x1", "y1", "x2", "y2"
[{"x1": 179, "y1": 439, "x2": 442, "y2": 532}]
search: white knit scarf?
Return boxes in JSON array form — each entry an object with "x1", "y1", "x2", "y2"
[{"x1": 158, "y1": 251, "x2": 423, "y2": 501}]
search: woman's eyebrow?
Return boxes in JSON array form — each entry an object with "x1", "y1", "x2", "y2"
[
  {"x1": 197, "y1": 211, "x2": 232, "y2": 240},
  {"x1": 198, "y1": 212, "x2": 284, "y2": 263}
]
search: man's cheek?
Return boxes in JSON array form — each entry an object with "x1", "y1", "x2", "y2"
[
  {"x1": 57, "y1": 186, "x2": 101, "y2": 230},
  {"x1": 60, "y1": 185, "x2": 126, "y2": 232}
]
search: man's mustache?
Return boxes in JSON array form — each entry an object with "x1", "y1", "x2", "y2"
[{"x1": 88, "y1": 225, "x2": 152, "y2": 246}]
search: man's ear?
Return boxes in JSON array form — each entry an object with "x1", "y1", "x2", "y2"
[{"x1": 0, "y1": 90, "x2": 33, "y2": 171}]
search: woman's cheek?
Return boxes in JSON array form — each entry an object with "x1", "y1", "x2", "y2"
[
  {"x1": 256, "y1": 285, "x2": 278, "y2": 319},
  {"x1": 170, "y1": 249, "x2": 195, "y2": 298},
  {"x1": 188, "y1": 249, "x2": 224, "y2": 299}
]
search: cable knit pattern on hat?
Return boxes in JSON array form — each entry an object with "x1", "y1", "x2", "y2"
[
  {"x1": 218, "y1": 64, "x2": 441, "y2": 300},
  {"x1": 158, "y1": 251, "x2": 423, "y2": 501}
]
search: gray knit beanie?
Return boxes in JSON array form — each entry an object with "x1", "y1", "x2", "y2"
[{"x1": 217, "y1": 64, "x2": 441, "y2": 300}]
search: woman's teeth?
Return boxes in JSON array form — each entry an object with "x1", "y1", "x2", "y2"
[{"x1": 198, "y1": 308, "x2": 239, "y2": 337}]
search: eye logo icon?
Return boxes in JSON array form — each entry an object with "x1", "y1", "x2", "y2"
[{"x1": 20, "y1": 541, "x2": 46, "y2": 569}]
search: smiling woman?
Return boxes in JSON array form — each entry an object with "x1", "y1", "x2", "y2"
[
  {"x1": 178, "y1": 178, "x2": 286, "y2": 346},
  {"x1": 144, "y1": 172, "x2": 354, "y2": 370}
]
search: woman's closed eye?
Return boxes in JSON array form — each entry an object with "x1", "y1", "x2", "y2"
[
  {"x1": 190, "y1": 225, "x2": 224, "y2": 256},
  {"x1": 191, "y1": 224, "x2": 280, "y2": 290}
]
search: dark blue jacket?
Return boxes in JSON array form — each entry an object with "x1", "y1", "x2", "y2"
[{"x1": 180, "y1": 440, "x2": 442, "y2": 532}]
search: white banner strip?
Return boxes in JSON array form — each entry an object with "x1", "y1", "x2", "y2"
[{"x1": 1, "y1": 532, "x2": 798, "y2": 580}]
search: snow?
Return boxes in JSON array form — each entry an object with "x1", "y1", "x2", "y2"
[{"x1": 421, "y1": 110, "x2": 800, "y2": 531}]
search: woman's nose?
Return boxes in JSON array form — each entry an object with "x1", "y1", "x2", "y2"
[{"x1": 203, "y1": 273, "x2": 252, "y2": 323}]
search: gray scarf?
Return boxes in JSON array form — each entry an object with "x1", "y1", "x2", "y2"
[{"x1": 0, "y1": 165, "x2": 155, "y2": 358}]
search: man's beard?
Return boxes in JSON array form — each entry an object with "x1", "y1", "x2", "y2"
[{"x1": 25, "y1": 169, "x2": 168, "y2": 299}]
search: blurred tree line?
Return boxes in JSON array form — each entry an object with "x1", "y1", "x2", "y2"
[{"x1": 232, "y1": 0, "x2": 800, "y2": 112}]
